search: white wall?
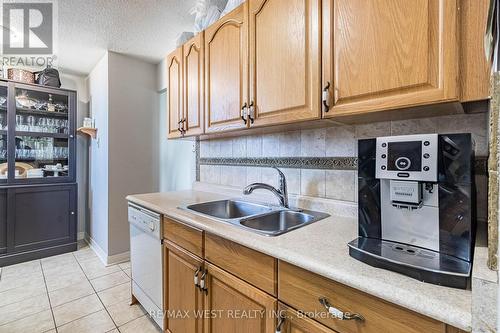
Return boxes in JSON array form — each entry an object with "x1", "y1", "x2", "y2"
[
  {"x1": 157, "y1": 59, "x2": 196, "y2": 192},
  {"x1": 107, "y1": 52, "x2": 158, "y2": 256},
  {"x1": 86, "y1": 53, "x2": 110, "y2": 255},
  {"x1": 59, "y1": 72, "x2": 89, "y2": 240}
]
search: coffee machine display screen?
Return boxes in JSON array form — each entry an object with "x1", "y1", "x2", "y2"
[{"x1": 387, "y1": 141, "x2": 422, "y2": 172}]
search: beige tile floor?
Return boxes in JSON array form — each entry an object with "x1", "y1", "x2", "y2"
[{"x1": 0, "y1": 241, "x2": 161, "y2": 333}]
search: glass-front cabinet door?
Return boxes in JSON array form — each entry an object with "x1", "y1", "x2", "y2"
[
  {"x1": 12, "y1": 85, "x2": 73, "y2": 183},
  {"x1": 0, "y1": 85, "x2": 8, "y2": 184}
]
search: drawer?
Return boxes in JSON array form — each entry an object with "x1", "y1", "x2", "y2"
[
  {"x1": 163, "y1": 217, "x2": 203, "y2": 258},
  {"x1": 205, "y1": 233, "x2": 277, "y2": 296},
  {"x1": 278, "y1": 261, "x2": 447, "y2": 333}
]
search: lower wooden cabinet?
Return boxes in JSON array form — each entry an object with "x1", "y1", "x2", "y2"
[
  {"x1": 204, "y1": 262, "x2": 277, "y2": 333},
  {"x1": 161, "y1": 222, "x2": 466, "y2": 333},
  {"x1": 164, "y1": 241, "x2": 204, "y2": 333},
  {"x1": 278, "y1": 303, "x2": 335, "y2": 333}
]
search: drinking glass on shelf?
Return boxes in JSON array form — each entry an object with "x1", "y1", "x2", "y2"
[
  {"x1": 38, "y1": 118, "x2": 47, "y2": 132},
  {"x1": 16, "y1": 115, "x2": 24, "y2": 131},
  {"x1": 27, "y1": 116, "x2": 36, "y2": 132},
  {"x1": 0, "y1": 114, "x2": 5, "y2": 130}
]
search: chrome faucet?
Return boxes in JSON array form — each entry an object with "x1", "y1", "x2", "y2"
[{"x1": 243, "y1": 167, "x2": 289, "y2": 208}]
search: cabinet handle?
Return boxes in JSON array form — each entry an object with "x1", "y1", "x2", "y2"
[
  {"x1": 241, "y1": 102, "x2": 248, "y2": 124},
  {"x1": 199, "y1": 269, "x2": 207, "y2": 293},
  {"x1": 178, "y1": 118, "x2": 186, "y2": 135},
  {"x1": 275, "y1": 311, "x2": 286, "y2": 333},
  {"x1": 194, "y1": 266, "x2": 201, "y2": 288},
  {"x1": 322, "y1": 82, "x2": 331, "y2": 112},
  {"x1": 248, "y1": 101, "x2": 255, "y2": 124},
  {"x1": 319, "y1": 297, "x2": 365, "y2": 321}
]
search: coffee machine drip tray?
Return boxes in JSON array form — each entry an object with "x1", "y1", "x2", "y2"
[{"x1": 348, "y1": 237, "x2": 471, "y2": 289}]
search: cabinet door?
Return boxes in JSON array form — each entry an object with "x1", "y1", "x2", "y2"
[
  {"x1": 205, "y1": 3, "x2": 249, "y2": 133},
  {"x1": 249, "y1": 0, "x2": 321, "y2": 127},
  {"x1": 204, "y1": 263, "x2": 276, "y2": 333},
  {"x1": 183, "y1": 33, "x2": 205, "y2": 137},
  {"x1": 277, "y1": 303, "x2": 335, "y2": 333},
  {"x1": 165, "y1": 241, "x2": 203, "y2": 333},
  {"x1": 0, "y1": 189, "x2": 6, "y2": 255},
  {"x1": 167, "y1": 47, "x2": 183, "y2": 139},
  {"x1": 322, "y1": 0, "x2": 458, "y2": 118},
  {"x1": 11, "y1": 184, "x2": 76, "y2": 253}
]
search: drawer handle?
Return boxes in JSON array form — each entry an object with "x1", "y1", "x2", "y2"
[
  {"x1": 319, "y1": 297, "x2": 365, "y2": 322},
  {"x1": 275, "y1": 311, "x2": 285, "y2": 333}
]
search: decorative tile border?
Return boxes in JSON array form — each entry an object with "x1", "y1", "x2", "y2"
[
  {"x1": 199, "y1": 157, "x2": 357, "y2": 170},
  {"x1": 195, "y1": 139, "x2": 200, "y2": 182},
  {"x1": 198, "y1": 156, "x2": 488, "y2": 174}
]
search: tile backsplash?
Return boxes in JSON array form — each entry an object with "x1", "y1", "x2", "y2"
[{"x1": 199, "y1": 112, "x2": 489, "y2": 212}]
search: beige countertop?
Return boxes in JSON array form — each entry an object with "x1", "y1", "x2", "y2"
[{"x1": 127, "y1": 189, "x2": 472, "y2": 331}]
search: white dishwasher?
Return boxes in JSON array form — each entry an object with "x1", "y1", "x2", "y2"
[{"x1": 128, "y1": 203, "x2": 164, "y2": 330}]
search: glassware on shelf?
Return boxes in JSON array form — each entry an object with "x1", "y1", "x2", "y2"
[
  {"x1": 16, "y1": 90, "x2": 37, "y2": 109},
  {"x1": 0, "y1": 113, "x2": 6, "y2": 130}
]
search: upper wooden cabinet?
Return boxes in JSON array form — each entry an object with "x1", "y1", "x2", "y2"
[
  {"x1": 183, "y1": 33, "x2": 205, "y2": 137},
  {"x1": 205, "y1": 4, "x2": 249, "y2": 133},
  {"x1": 322, "y1": 0, "x2": 459, "y2": 118},
  {"x1": 459, "y1": 0, "x2": 491, "y2": 102},
  {"x1": 167, "y1": 47, "x2": 183, "y2": 139},
  {"x1": 167, "y1": 35, "x2": 205, "y2": 139},
  {"x1": 248, "y1": 0, "x2": 321, "y2": 127}
]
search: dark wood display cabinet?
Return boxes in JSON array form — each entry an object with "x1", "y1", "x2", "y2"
[{"x1": 0, "y1": 79, "x2": 77, "y2": 266}]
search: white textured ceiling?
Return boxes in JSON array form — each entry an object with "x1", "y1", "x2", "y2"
[{"x1": 57, "y1": 0, "x2": 197, "y2": 75}]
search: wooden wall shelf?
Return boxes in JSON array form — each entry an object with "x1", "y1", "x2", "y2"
[{"x1": 77, "y1": 127, "x2": 97, "y2": 139}]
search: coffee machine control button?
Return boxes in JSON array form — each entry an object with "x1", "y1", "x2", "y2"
[
  {"x1": 397, "y1": 172, "x2": 410, "y2": 178},
  {"x1": 423, "y1": 166, "x2": 430, "y2": 171},
  {"x1": 382, "y1": 143, "x2": 387, "y2": 147},
  {"x1": 381, "y1": 165, "x2": 386, "y2": 170},
  {"x1": 381, "y1": 154, "x2": 386, "y2": 159},
  {"x1": 395, "y1": 157, "x2": 411, "y2": 170},
  {"x1": 423, "y1": 153, "x2": 430, "y2": 159},
  {"x1": 423, "y1": 141, "x2": 430, "y2": 146}
]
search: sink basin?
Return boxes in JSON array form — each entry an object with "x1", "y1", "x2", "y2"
[
  {"x1": 180, "y1": 199, "x2": 329, "y2": 236},
  {"x1": 239, "y1": 210, "x2": 329, "y2": 236},
  {"x1": 184, "y1": 200, "x2": 272, "y2": 220}
]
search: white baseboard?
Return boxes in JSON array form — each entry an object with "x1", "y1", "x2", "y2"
[
  {"x1": 107, "y1": 251, "x2": 130, "y2": 265},
  {"x1": 85, "y1": 233, "x2": 130, "y2": 266}
]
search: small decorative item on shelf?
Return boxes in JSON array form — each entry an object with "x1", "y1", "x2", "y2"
[
  {"x1": 77, "y1": 118, "x2": 97, "y2": 139},
  {"x1": 47, "y1": 94, "x2": 55, "y2": 112},
  {"x1": 16, "y1": 90, "x2": 37, "y2": 109},
  {"x1": 8, "y1": 68, "x2": 35, "y2": 84},
  {"x1": 83, "y1": 117, "x2": 94, "y2": 128}
]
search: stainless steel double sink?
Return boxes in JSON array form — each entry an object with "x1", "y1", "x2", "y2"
[{"x1": 179, "y1": 199, "x2": 329, "y2": 236}]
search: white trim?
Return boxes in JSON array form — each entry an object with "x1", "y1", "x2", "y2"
[
  {"x1": 86, "y1": 233, "x2": 130, "y2": 266},
  {"x1": 77, "y1": 231, "x2": 85, "y2": 241},
  {"x1": 86, "y1": 234, "x2": 108, "y2": 265},
  {"x1": 107, "y1": 251, "x2": 130, "y2": 265}
]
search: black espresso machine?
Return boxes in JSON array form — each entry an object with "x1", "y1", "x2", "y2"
[{"x1": 348, "y1": 133, "x2": 475, "y2": 289}]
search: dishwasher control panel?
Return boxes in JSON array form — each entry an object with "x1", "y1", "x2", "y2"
[{"x1": 128, "y1": 204, "x2": 161, "y2": 238}]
